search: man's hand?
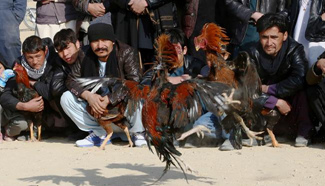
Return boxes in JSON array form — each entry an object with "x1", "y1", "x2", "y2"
[
  {"x1": 322, "y1": 13, "x2": 325, "y2": 21},
  {"x1": 85, "y1": 92, "x2": 109, "y2": 116},
  {"x1": 316, "y1": 58, "x2": 325, "y2": 74},
  {"x1": 275, "y1": 99, "x2": 291, "y2": 115},
  {"x1": 261, "y1": 85, "x2": 269, "y2": 93},
  {"x1": 167, "y1": 74, "x2": 191, "y2": 84},
  {"x1": 128, "y1": 0, "x2": 148, "y2": 15},
  {"x1": 88, "y1": 3, "x2": 106, "y2": 17},
  {"x1": 25, "y1": 96, "x2": 44, "y2": 112},
  {"x1": 251, "y1": 12, "x2": 263, "y2": 23}
]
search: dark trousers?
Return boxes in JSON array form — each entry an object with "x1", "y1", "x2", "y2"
[
  {"x1": 307, "y1": 82, "x2": 325, "y2": 125},
  {"x1": 273, "y1": 90, "x2": 314, "y2": 138}
]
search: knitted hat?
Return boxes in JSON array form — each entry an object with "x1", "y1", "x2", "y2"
[{"x1": 88, "y1": 23, "x2": 116, "y2": 43}]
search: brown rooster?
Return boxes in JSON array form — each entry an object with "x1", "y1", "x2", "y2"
[
  {"x1": 13, "y1": 63, "x2": 42, "y2": 142},
  {"x1": 76, "y1": 77, "x2": 150, "y2": 150},
  {"x1": 185, "y1": 23, "x2": 264, "y2": 148}
]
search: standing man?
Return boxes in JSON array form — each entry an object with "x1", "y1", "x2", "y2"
[
  {"x1": 0, "y1": 0, "x2": 26, "y2": 67},
  {"x1": 60, "y1": 23, "x2": 144, "y2": 147},
  {"x1": 248, "y1": 13, "x2": 314, "y2": 147},
  {"x1": 35, "y1": 0, "x2": 79, "y2": 40}
]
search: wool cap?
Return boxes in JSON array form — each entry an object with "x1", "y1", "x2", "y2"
[{"x1": 88, "y1": 23, "x2": 116, "y2": 43}]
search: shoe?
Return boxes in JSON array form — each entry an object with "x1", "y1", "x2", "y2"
[
  {"x1": 219, "y1": 139, "x2": 234, "y2": 151},
  {"x1": 94, "y1": 135, "x2": 112, "y2": 147},
  {"x1": 133, "y1": 132, "x2": 147, "y2": 147},
  {"x1": 16, "y1": 134, "x2": 29, "y2": 141},
  {"x1": 295, "y1": 135, "x2": 309, "y2": 147},
  {"x1": 4, "y1": 134, "x2": 15, "y2": 142},
  {"x1": 76, "y1": 132, "x2": 101, "y2": 147},
  {"x1": 0, "y1": 132, "x2": 3, "y2": 143}
]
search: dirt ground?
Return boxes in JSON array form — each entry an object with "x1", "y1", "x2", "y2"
[
  {"x1": 5, "y1": 2, "x2": 325, "y2": 186},
  {"x1": 1, "y1": 137, "x2": 325, "y2": 186}
]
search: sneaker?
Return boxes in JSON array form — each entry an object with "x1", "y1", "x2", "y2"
[
  {"x1": 4, "y1": 134, "x2": 15, "y2": 142},
  {"x1": 94, "y1": 135, "x2": 112, "y2": 147},
  {"x1": 76, "y1": 132, "x2": 101, "y2": 147},
  {"x1": 133, "y1": 132, "x2": 147, "y2": 147},
  {"x1": 219, "y1": 139, "x2": 235, "y2": 151},
  {"x1": 295, "y1": 135, "x2": 309, "y2": 147},
  {"x1": 16, "y1": 134, "x2": 29, "y2": 141}
]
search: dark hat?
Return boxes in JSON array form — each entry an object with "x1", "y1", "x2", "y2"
[{"x1": 88, "y1": 23, "x2": 116, "y2": 43}]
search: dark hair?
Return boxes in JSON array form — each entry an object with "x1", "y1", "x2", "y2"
[
  {"x1": 256, "y1": 13, "x2": 288, "y2": 33},
  {"x1": 22, "y1": 35, "x2": 46, "y2": 53},
  {"x1": 165, "y1": 28, "x2": 188, "y2": 47},
  {"x1": 54, "y1": 29, "x2": 78, "y2": 51}
]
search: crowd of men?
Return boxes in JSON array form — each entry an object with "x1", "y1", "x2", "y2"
[{"x1": 1, "y1": 0, "x2": 325, "y2": 151}]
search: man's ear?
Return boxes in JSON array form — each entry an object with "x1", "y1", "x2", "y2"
[
  {"x1": 183, "y1": 46, "x2": 187, "y2": 55},
  {"x1": 45, "y1": 46, "x2": 49, "y2": 55},
  {"x1": 283, "y1": 31, "x2": 288, "y2": 41},
  {"x1": 76, "y1": 40, "x2": 80, "y2": 49}
]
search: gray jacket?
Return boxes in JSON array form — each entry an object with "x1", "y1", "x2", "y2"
[{"x1": 35, "y1": 0, "x2": 79, "y2": 24}]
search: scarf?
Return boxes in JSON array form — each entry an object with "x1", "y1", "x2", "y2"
[
  {"x1": 21, "y1": 51, "x2": 49, "y2": 80},
  {"x1": 258, "y1": 39, "x2": 288, "y2": 76},
  {"x1": 82, "y1": 45, "x2": 119, "y2": 78}
]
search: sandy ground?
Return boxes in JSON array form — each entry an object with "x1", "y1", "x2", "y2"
[
  {"x1": 1, "y1": 138, "x2": 325, "y2": 186},
  {"x1": 7, "y1": 1, "x2": 325, "y2": 186}
]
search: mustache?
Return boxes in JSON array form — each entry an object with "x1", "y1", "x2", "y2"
[{"x1": 94, "y1": 47, "x2": 109, "y2": 52}]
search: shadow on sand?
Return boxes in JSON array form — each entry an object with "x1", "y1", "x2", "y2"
[{"x1": 19, "y1": 163, "x2": 216, "y2": 186}]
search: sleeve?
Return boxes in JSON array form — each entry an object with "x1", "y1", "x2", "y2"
[
  {"x1": 72, "y1": 0, "x2": 90, "y2": 14},
  {"x1": 50, "y1": 66, "x2": 68, "y2": 98},
  {"x1": 65, "y1": 56, "x2": 84, "y2": 97},
  {"x1": 122, "y1": 47, "x2": 142, "y2": 82},
  {"x1": 0, "y1": 79, "x2": 20, "y2": 112},
  {"x1": 274, "y1": 45, "x2": 308, "y2": 98},
  {"x1": 224, "y1": 0, "x2": 254, "y2": 23},
  {"x1": 13, "y1": 0, "x2": 27, "y2": 23},
  {"x1": 305, "y1": 0, "x2": 325, "y2": 41},
  {"x1": 306, "y1": 62, "x2": 323, "y2": 85},
  {"x1": 145, "y1": 0, "x2": 172, "y2": 10}
]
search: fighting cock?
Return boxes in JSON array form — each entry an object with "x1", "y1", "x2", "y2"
[
  {"x1": 179, "y1": 23, "x2": 264, "y2": 149},
  {"x1": 75, "y1": 34, "x2": 245, "y2": 180},
  {"x1": 13, "y1": 63, "x2": 42, "y2": 141}
]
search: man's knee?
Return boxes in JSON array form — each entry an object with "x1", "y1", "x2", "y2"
[
  {"x1": 60, "y1": 91, "x2": 76, "y2": 109},
  {"x1": 6, "y1": 119, "x2": 28, "y2": 136}
]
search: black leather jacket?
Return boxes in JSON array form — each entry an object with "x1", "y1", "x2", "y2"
[
  {"x1": 306, "y1": 0, "x2": 325, "y2": 42},
  {"x1": 288, "y1": 0, "x2": 325, "y2": 42},
  {"x1": 225, "y1": 0, "x2": 286, "y2": 45},
  {"x1": 248, "y1": 37, "x2": 309, "y2": 105},
  {"x1": 66, "y1": 40, "x2": 141, "y2": 98}
]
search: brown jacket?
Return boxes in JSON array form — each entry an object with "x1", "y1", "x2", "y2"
[{"x1": 66, "y1": 40, "x2": 141, "y2": 97}]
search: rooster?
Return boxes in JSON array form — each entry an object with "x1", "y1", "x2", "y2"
[
  {"x1": 13, "y1": 63, "x2": 42, "y2": 142},
  {"x1": 80, "y1": 78, "x2": 150, "y2": 150},
  {"x1": 180, "y1": 23, "x2": 264, "y2": 148},
  {"x1": 75, "y1": 34, "x2": 249, "y2": 181}
]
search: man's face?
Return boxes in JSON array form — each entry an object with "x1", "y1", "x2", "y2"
[
  {"x1": 173, "y1": 43, "x2": 187, "y2": 63},
  {"x1": 90, "y1": 39, "x2": 114, "y2": 61},
  {"x1": 24, "y1": 47, "x2": 48, "y2": 70},
  {"x1": 259, "y1": 26, "x2": 288, "y2": 57},
  {"x1": 58, "y1": 41, "x2": 80, "y2": 65}
]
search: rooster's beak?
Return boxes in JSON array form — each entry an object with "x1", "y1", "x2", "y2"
[{"x1": 195, "y1": 45, "x2": 200, "y2": 51}]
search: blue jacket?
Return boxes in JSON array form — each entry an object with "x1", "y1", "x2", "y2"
[{"x1": 0, "y1": 0, "x2": 26, "y2": 67}]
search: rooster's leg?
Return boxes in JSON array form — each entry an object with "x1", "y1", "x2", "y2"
[
  {"x1": 177, "y1": 125, "x2": 211, "y2": 141},
  {"x1": 175, "y1": 156, "x2": 198, "y2": 175},
  {"x1": 100, "y1": 124, "x2": 113, "y2": 150},
  {"x1": 266, "y1": 128, "x2": 280, "y2": 147},
  {"x1": 222, "y1": 88, "x2": 241, "y2": 105},
  {"x1": 233, "y1": 112, "x2": 263, "y2": 141},
  {"x1": 123, "y1": 127, "x2": 134, "y2": 147},
  {"x1": 29, "y1": 121, "x2": 37, "y2": 142},
  {"x1": 37, "y1": 125, "x2": 42, "y2": 141}
]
